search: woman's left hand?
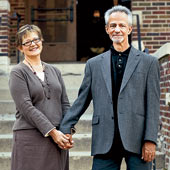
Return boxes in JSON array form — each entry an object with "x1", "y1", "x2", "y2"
[{"x1": 49, "y1": 129, "x2": 73, "y2": 149}]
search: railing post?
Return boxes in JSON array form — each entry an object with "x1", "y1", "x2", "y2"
[
  {"x1": 31, "y1": 6, "x2": 34, "y2": 23},
  {"x1": 136, "y1": 14, "x2": 141, "y2": 51},
  {"x1": 133, "y1": 14, "x2": 142, "y2": 51}
]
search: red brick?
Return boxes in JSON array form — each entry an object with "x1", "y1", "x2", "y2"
[
  {"x1": 1, "y1": 49, "x2": 8, "y2": 52},
  {"x1": 143, "y1": 20, "x2": 152, "y2": 23},
  {"x1": 154, "y1": 37, "x2": 166, "y2": 40},
  {"x1": 145, "y1": 15, "x2": 158, "y2": 19},
  {"x1": 159, "y1": 7, "x2": 170, "y2": 10},
  {"x1": 146, "y1": 7, "x2": 158, "y2": 10},
  {"x1": 160, "y1": 33, "x2": 170, "y2": 36},
  {"x1": 145, "y1": 41, "x2": 159, "y2": 45},
  {"x1": 153, "y1": 11, "x2": 165, "y2": 14},
  {"x1": 153, "y1": 20, "x2": 166, "y2": 23},
  {"x1": 132, "y1": 7, "x2": 146, "y2": 10},
  {"x1": 160, "y1": 94, "x2": 165, "y2": 99}
]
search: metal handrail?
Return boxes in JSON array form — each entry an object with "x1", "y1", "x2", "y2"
[
  {"x1": 11, "y1": 13, "x2": 23, "y2": 63},
  {"x1": 133, "y1": 14, "x2": 142, "y2": 51}
]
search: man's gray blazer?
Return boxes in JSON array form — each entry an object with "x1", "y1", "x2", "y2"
[{"x1": 60, "y1": 46, "x2": 160, "y2": 156}]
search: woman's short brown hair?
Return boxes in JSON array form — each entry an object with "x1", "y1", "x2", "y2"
[{"x1": 16, "y1": 24, "x2": 44, "y2": 47}]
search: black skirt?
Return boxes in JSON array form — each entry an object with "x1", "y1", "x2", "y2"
[{"x1": 11, "y1": 129, "x2": 69, "y2": 170}]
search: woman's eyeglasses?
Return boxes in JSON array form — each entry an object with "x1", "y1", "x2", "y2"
[{"x1": 22, "y1": 38, "x2": 41, "y2": 46}]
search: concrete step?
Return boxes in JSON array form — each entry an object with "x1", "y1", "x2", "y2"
[
  {"x1": 0, "y1": 100, "x2": 93, "y2": 115},
  {"x1": 0, "y1": 134, "x2": 166, "y2": 169},
  {"x1": 0, "y1": 114, "x2": 14, "y2": 134},
  {"x1": 0, "y1": 75, "x2": 84, "y2": 90},
  {"x1": 0, "y1": 88, "x2": 80, "y2": 101},
  {"x1": 0, "y1": 100, "x2": 15, "y2": 115},
  {"x1": 0, "y1": 76, "x2": 9, "y2": 88},
  {"x1": 154, "y1": 151, "x2": 165, "y2": 170},
  {"x1": 51, "y1": 63, "x2": 85, "y2": 75},
  {"x1": 0, "y1": 135, "x2": 13, "y2": 152},
  {"x1": 0, "y1": 113, "x2": 92, "y2": 134},
  {"x1": 0, "y1": 152, "x2": 11, "y2": 170},
  {"x1": 63, "y1": 75, "x2": 84, "y2": 89},
  {"x1": 0, "y1": 151, "x2": 127, "y2": 170},
  {"x1": 0, "y1": 64, "x2": 84, "y2": 89},
  {"x1": 0, "y1": 89, "x2": 12, "y2": 100},
  {"x1": 0, "y1": 152, "x2": 92, "y2": 170},
  {"x1": 0, "y1": 133, "x2": 92, "y2": 152}
]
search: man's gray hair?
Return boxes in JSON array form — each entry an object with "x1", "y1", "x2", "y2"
[{"x1": 104, "y1": 5, "x2": 132, "y2": 26}]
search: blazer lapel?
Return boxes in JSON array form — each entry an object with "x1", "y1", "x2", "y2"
[
  {"x1": 119, "y1": 46, "x2": 141, "y2": 93},
  {"x1": 101, "y1": 50, "x2": 112, "y2": 100}
]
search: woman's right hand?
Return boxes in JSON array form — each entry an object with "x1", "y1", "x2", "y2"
[{"x1": 49, "y1": 129, "x2": 73, "y2": 149}]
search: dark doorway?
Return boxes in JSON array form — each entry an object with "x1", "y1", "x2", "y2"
[
  {"x1": 76, "y1": 0, "x2": 113, "y2": 61},
  {"x1": 76, "y1": 0, "x2": 131, "y2": 61}
]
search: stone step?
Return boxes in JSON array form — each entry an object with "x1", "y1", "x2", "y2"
[
  {"x1": 0, "y1": 100, "x2": 93, "y2": 115},
  {"x1": 7, "y1": 63, "x2": 86, "y2": 75},
  {"x1": 0, "y1": 73, "x2": 84, "y2": 89},
  {"x1": 0, "y1": 152, "x2": 11, "y2": 170},
  {"x1": 0, "y1": 152, "x2": 127, "y2": 170},
  {"x1": 0, "y1": 133, "x2": 92, "y2": 152},
  {"x1": 62, "y1": 75, "x2": 84, "y2": 89},
  {"x1": 0, "y1": 89, "x2": 12, "y2": 100},
  {"x1": 0, "y1": 88, "x2": 80, "y2": 101},
  {"x1": 0, "y1": 114, "x2": 14, "y2": 134},
  {"x1": 0, "y1": 113, "x2": 92, "y2": 134},
  {"x1": 0, "y1": 76, "x2": 9, "y2": 88},
  {"x1": 0, "y1": 134, "x2": 166, "y2": 168},
  {"x1": 0, "y1": 100, "x2": 15, "y2": 115},
  {"x1": 51, "y1": 63, "x2": 85, "y2": 75}
]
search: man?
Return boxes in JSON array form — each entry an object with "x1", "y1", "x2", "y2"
[{"x1": 60, "y1": 5, "x2": 160, "y2": 170}]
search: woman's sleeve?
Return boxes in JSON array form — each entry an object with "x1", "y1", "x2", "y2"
[
  {"x1": 9, "y1": 69, "x2": 55, "y2": 136},
  {"x1": 57, "y1": 70, "x2": 70, "y2": 117}
]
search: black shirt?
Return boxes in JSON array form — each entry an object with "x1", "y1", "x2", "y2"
[
  {"x1": 111, "y1": 45, "x2": 131, "y2": 98},
  {"x1": 110, "y1": 45, "x2": 131, "y2": 139}
]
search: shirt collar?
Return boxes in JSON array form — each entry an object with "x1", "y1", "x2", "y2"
[{"x1": 110, "y1": 45, "x2": 131, "y2": 57}]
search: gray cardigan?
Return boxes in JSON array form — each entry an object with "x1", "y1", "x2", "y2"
[{"x1": 9, "y1": 62, "x2": 70, "y2": 136}]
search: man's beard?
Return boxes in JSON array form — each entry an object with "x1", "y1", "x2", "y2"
[{"x1": 111, "y1": 36, "x2": 124, "y2": 43}]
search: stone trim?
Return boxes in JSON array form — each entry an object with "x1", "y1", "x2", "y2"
[
  {"x1": 0, "y1": 0, "x2": 10, "y2": 11},
  {"x1": 153, "y1": 43, "x2": 170, "y2": 59}
]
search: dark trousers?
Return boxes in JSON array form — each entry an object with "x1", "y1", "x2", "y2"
[{"x1": 92, "y1": 136, "x2": 152, "y2": 170}]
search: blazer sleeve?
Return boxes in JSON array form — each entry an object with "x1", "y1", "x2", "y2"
[
  {"x1": 9, "y1": 69, "x2": 55, "y2": 136},
  {"x1": 144, "y1": 57, "x2": 160, "y2": 143},
  {"x1": 59, "y1": 61, "x2": 92, "y2": 134}
]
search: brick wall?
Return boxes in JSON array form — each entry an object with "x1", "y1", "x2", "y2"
[
  {"x1": 132, "y1": 0, "x2": 170, "y2": 54},
  {"x1": 7, "y1": 0, "x2": 170, "y2": 61},
  {"x1": 0, "y1": 1, "x2": 10, "y2": 59},
  {"x1": 9, "y1": 0, "x2": 25, "y2": 63},
  {"x1": 159, "y1": 52, "x2": 170, "y2": 169}
]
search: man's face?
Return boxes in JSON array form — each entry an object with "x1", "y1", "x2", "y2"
[{"x1": 105, "y1": 12, "x2": 132, "y2": 45}]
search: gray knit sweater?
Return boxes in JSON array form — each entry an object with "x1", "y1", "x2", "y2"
[{"x1": 9, "y1": 62, "x2": 70, "y2": 136}]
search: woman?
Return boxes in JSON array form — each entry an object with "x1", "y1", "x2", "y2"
[{"x1": 9, "y1": 24, "x2": 73, "y2": 170}]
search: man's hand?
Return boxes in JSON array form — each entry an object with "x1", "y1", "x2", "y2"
[
  {"x1": 64, "y1": 134, "x2": 74, "y2": 149},
  {"x1": 49, "y1": 129, "x2": 71, "y2": 149},
  {"x1": 142, "y1": 141, "x2": 156, "y2": 162}
]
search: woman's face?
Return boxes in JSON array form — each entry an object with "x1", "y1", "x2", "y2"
[{"x1": 19, "y1": 32, "x2": 43, "y2": 58}]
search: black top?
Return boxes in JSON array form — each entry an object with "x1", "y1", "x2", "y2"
[
  {"x1": 111, "y1": 45, "x2": 131, "y2": 98},
  {"x1": 111, "y1": 45, "x2": 131, "y2": 140}
]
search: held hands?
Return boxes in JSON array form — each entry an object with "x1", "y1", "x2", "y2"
[
  {"x1": 49, "y1": 129, "x2": 74, "y2": 150},
  {"x1": 142, "y1": 141, "x2": 156, "y2": 162}
]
